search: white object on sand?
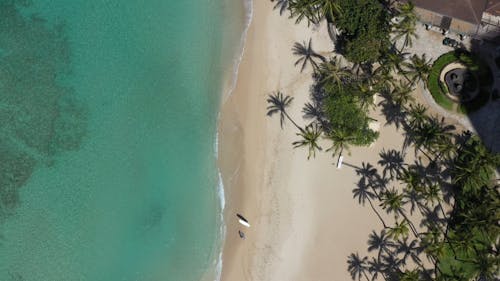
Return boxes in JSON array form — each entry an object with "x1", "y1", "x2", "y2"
[{"x1": 238, "y1": 219, "x2": 251, "y2": 228}]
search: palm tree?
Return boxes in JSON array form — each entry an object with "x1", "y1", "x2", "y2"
[
  {"x1": 398, "y1": 168, "x2": 425, "y2": 208},
  {"x1": 378, "y1": 149, "x2": 406, "y2": 180},
  {"x1": 316, "y1": 57, "x2": 350, "y2": 87},
  {"x1": 292, "y1": 123, "x2": 322, "y2": 159},
  {"x1": 347, "y1": 253, "x2": 370, "y2": 281},
  {"x1": 388, "y1": 219, "x2": 410, "y2": 240},
  {"x1": 292, "y1": 39, "x2": 325, "y2": 72},
  {"x1": 393, "y1": 17, "x2": 418, "y2": 51},
  {"x1": 380, "y1": 187, "x2": 419, "y2": 237},
  {"x1": 271, "y1": 0, "x2": 289, "y2": 15},
  {"x1": 420, "y1": 228, "x2": 444, "y2": 264},
  {"x1": 459, "y1": 199, "x2": 499, "y2": 233},
  {"x1": 353, "y1": 178, "x2": 388, "y2": 228},
  {"x1": 379, "y1": 45, "x2": 408, "y2": 74},
  {"x1": 355, "y1": 81, "x2": 376, "y2": 110},
  {"x1": 390, "y1": 81, "x2": 415, "y2": 107},
  {"x1": 452, "y1": 135, "x2": 499, "y2": 195},
  {"x1": 470, "y1": 251, "x2": 499, "y2": 281},
  {"x1": 399, "y1": 269, "x2": 421, "y2": 281},
  {"x1": 372, "y1": 66, "x2": 394, "y2": 92},
  {"x1": 423, "y1": 184, "x2": 448, "y2": 223},
  {"x1": 316, "y1": 0, "x2": 341, "y2": 23},
  {"x1": 288, "y1": 0, "x2": 341, "y2": 25},
  {"x1": 380, "y1": 187, "x2": 404, "y2": 218},
  {"x1": 407, "y1": 103, "x2": 427, "y2": 129},
  {"x1": 325, "y1": 128, "x2": 354, "y2": 159},
  {"x1": 402, "y1": 54, "x2": 432, "y2": 86},
  {"x1": 288, "y1": 0, "x2": 318, "y2": 25},
  {"x1": 397, "y1": 1, "x2": 417, "y2": 21},
  {"x1": 393, "y1": 2, "x2": 417, "y2": 51},
  {"x1": 406, "y1": 115, "x2": 455, "y2": 160},
  {"x1": 266, "y1": 91, "x2": 301, "y2": 129}
]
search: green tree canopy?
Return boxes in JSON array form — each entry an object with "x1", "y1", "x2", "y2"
[
  {"x1": 321, "y1": 82, "x2": 379, "y2": 147},
  {"x1": 336, "y1": 0, "x2": 391, "y2": 64}
]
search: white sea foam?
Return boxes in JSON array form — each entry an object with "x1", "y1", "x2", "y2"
[
  {"x1": 214, "y1": 170, "x2": 226, "y2": 281},
  {"x1": 222, "y1": 0, "x2": 254, "y2": 102},
  {"x1": 214, "y1": 0, "x2": 253, "y2": 280}
]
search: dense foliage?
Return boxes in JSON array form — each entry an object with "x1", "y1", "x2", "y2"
[
  {"x1": 428, "y1": 50, "x2": 493, "y2": 113},
  {"x1": 316, "y1": 70, "x2": 379, "y2": 148},
  {"x1": 268, "y1": 1, "x2": 499, "y2": 280},
  {"x1": 267, "y1": 61, "x2": 380, "y2": 160},
  {"x1": 349, "y1": 127, "x2": 499, "y2": 280},
  {"x1": 335, "y1": 0, "x2": 391, "y2": 64}
]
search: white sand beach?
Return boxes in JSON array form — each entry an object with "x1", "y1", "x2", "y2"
[{"x1": 218, "y1": 1, "x2": 427, "y2": 280}]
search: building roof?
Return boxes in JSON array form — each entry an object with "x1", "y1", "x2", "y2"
[
  {"x1": 485, "y1": 0, "x2": 500, "y2": 16},
  {"x1": 409, "y1": 0, "x2": 488, "y2": 24}
]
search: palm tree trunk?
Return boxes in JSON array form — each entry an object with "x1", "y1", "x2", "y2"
[
  {"x1": 284, "y1": 112, "x2": 303, "y2": 132},
  {"x1": 399, "y1": 210, "x2": 419, "y2": 238},
  {"x1": 437, "y1": 201, "x2": 448, "y2": 225},
  {"x1": 416, "y1": 146, "x2": 435, "y2": 163},
  {"x1": 368, "y1": 197, "x2": 388, "y2": 228},
  {"x1": 370, "y1": 185, "x2": 382, "y2": 201},
  {"x1": 336, "y1": 147, "x2": 344, "y2": 168}
]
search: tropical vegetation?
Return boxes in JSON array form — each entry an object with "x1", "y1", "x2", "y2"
[
  {"x1": 335, "y1": 0, "x2": 391, "y2": 64},
  {"x1": 267, "y1": 1, "x2": 500, "y2": 280},
  {"x1": 427, "y1": 50, "x2": 493, "y2": 113}
]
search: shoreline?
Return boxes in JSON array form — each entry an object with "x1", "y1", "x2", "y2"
[
  {"x1": 220, "y1": 0, "x2": 254, "y2": 104},
  {"x1": 216, "y1": 1, "x2": 419, "y2": 280},
  {"x1": 211, "y1": 0, "x2": 254, "y2": 280},
  {"x1": 216, "y1": 1, "x2": 339, "y2": 279}
]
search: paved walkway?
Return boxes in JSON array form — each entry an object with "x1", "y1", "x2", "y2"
[
  {"x1": 396, "y1": 23, "x2": 500, "y2": 152},
  {"x1": 414, "y1": 81, "x2": 473, "y2": 129},
  {"x1": 403, "y1": 23, "x2": 471, "y2": 60}
]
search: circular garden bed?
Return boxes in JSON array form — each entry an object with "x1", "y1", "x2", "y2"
[{"x1": 427, "y1": 50, "x2": 493, "y2": 114}]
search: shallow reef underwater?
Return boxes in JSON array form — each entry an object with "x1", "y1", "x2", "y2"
[{"x1": 0, "y1": 0, "x2": 87, "y2": 225}]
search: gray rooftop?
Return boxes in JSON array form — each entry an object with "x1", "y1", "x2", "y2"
[{"x1": 408, "y1": 0, "x2": 488, "y2": 24}]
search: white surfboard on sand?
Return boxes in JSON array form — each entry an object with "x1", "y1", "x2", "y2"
[
  {"x1": 237, "y1": 214, "x2": 251, "y2": 228},
  {"x1": 238, "y1": 219, "x2": 251, "y2": 228}
]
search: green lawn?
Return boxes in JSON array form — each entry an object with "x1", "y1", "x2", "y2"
[
  {"x1": 427, "y1": 52, "x2": 458, "y2": 111},
  {"x1": 427, "y1": 50, "x2": 492, "y2": 114}
]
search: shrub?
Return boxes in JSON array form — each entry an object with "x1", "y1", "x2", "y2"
[
  {"x1": 427, "y1": 50, "x2": 492, "y2": 113},
  {"x1": 427, "y1": 52, "x2": 457, "y2": 110}
]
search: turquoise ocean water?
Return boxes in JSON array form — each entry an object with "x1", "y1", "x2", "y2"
[{"x1": 0, "y1": 0, "x2": 247, "y2": 280}]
